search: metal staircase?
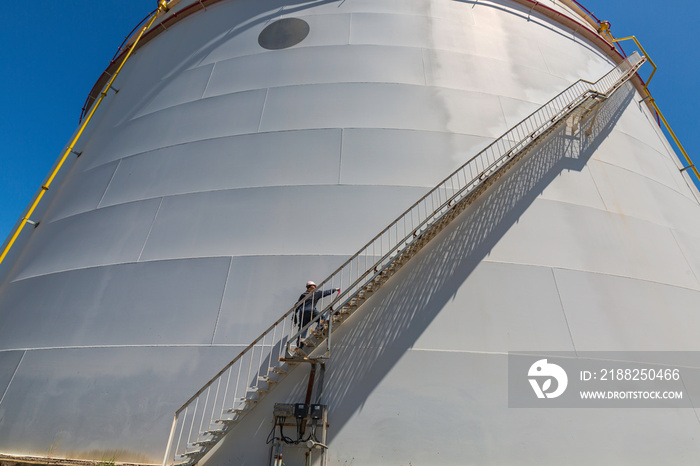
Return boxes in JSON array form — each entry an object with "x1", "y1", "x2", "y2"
[{"x1": 162, "y1": 52, "x2": 645, "y2": 466}]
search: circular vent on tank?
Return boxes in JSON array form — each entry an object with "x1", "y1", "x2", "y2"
[{"x1": 258, "y1": 18, "x2": 310, "y2": 50}]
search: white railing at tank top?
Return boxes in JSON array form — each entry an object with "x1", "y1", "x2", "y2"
[{"x1": 163, "y1": 51, "x2": 645, "y2": 466}]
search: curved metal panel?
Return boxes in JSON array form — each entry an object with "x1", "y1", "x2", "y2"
[
  {"x1": 84, "y1": 89, "x2": 268, "y2": 167},
  {"x1": 592, "y1": 128, "x2": 694, "y2": 195},
  {"x1": 12, "y1": 199, "x2": 161, "y2": 280},
  {"x1": 589, "y1": 161, "x2": 700, "y2": 234},
  {"x1": 137, "y1": 185, "x2": 429, "y2": 260},
  {"x1": 340, "y1": 129, "x2": 494, "y2": 187},
  {"x1": 485, "y1": 199, "x2": 700, "y2": 290},
  {"x1": 554, "y1": 268, "x2": 700, "y2": 351},
  {"x1": 133, "y1": 63, "x2": 216, "y2": 119},
  {"x1": 258, "y1": 83, "x2": 510, "y2": 135},
  {"x1": 203, "y1": 45, "x2": 426, "y2": 97},
  {"x1": 0, "y1": 258, "x2": 229, "y2": 349},
  {"x1": 99, "y1": 129, "x2": 343, "y2": 206},
  {"x1": 41, "y1": 161, "x2": 119, "y2": 224}
]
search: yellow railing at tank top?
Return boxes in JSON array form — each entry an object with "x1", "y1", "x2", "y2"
[
  {"x1": 0, "y1": 1, "x2": 171, "y2": 267},
  {"x1": 599, "y1": 28, "x2": 700, "y2": 183}
]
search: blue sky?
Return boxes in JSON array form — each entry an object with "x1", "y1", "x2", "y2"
[{"x1": 1, "y1": 0, "x2": 698, "y2": 244}]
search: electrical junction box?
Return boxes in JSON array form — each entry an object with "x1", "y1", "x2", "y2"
[
  {"x1": 273, "y1": 402, "x2": 326, "y2": 420},
  {"x1": 310, "y1": 404, "x2": 325, "y2": 420},
  {"x1": 294, "y1": 403, "x2": 309, "y2": 419},
  {"x1": 273, "y1": 403, "x2": 295, "y2": 418}
]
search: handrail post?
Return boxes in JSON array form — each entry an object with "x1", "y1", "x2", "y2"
[
  {"x1": 162, "y1": 413, "x2": 179, "y2": 466},
  {"x1": 326, "y1": 308, "x2": 332, "y2": 359}
]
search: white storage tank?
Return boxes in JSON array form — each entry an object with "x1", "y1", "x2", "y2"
[{"x1": 1, "y1": 0, "x2": 699, "y2": 464}]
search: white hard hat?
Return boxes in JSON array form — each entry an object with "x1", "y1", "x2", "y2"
[{"x1": 306, "y1": 281, "x2": 317, "y2": 287}]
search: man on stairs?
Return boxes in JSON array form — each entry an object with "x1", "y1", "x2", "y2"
[{"x1": 293, "y1": 281, "x2": 339, "y2": 352}]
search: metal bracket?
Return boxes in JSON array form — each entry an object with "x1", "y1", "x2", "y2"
[{"x1": 638, "y1": 94, "x2": 654, "y2": 105}]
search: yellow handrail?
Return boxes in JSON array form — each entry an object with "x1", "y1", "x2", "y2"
[
  {"x1": 0, "y1": 1, "x2": 170, "y2": 267},
  {"x1": 608, "y1": 35, "x2": 658, "y2": 88},
  {"x1": 605, "y1": 34, "x2": 699, "y2": 182}
]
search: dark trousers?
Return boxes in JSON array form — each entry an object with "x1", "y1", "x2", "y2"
[{"x1": 297, "y1": 310, "x2": 318, "y2": 345}]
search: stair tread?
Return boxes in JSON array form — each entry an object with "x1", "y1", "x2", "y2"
[
  {"x1": 215, "y1": 417, "x2": 240, "y2": 425},
  {"x1": 194, "y1": 439, "x2": 218, "y2": 446}
]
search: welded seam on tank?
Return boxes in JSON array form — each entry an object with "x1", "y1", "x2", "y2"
[
  {"x1": 480, "y1": 260, "x2": 700, "y2": 294},
  {"x1": 200, "y1": 61, "x2": 217, "y2": 99},
  {"x1": 587, "y1": 159, "x2": 610, "y2": 212},
  {"x1": 137, "y1": 197, "x2": 164, "y2": 262},
  {"x1": 40, "y1": 195, "x2": 162, "y2": 227},
  {"x1": 679, "y1": 377, "x2": 700, "y2": 425},
  {"x1": 668, "y1": 229, "x2": 700, "y2": 287},
  {"x1": 21, "y1": 195, "x2": 699, "y2": 281},
  {"x1": 256, "y1": 88, "x2": 269, "y2": 133},
  {"x1": 95, "y1": 159, "x2": 122, "y2": 210},
  {"x1": 492, "y1": 181, "x2": 700, "y2": 243},
  {"x1": 133, "y1": 42, "x2": 587, "y2": 104},
  {"x1": 407, "y1": 348, "x2": 509, "y2": 355},
  {"x1": 404, "y1": 349, "x2": 588, "y2": 358},
  {"x1": 612, "y1": 125, "x2": 689, "y2": 169},
  {"x1": 534, "y1": 40, "x2": 554, "y2": 75},
  {"x1": 0, "y1": 344, "x2": 250, "y2": 354},
  {"x1": 593, "y1": 157, "x2": 699, "y2": 202},
  {"x1": 0, "y1": 351, "x2": 25, "y2": 406},
  {"x1": 26, "y1": 179, "x2": 694, "y2": 275},
  {"x1": 209, "y1": 256, "x2": 233, "y2": 344},
  {"x1": 8, "y1": 254, "x2": 352, "y2": 283},
  {"x1": 68, "y1": 129, "x2": 695, "y2": 209},
  {"x1": 495, "y1": 96, "x2": 511, "y2": 135},
  {"x1": 338, "y1": 129, "x2": 344, "y2": 184},
  {"x1": 83, "y1": 127, "x2": 498, "y2": 173},
  {"x1": 43, "y1": 182, "x2": 442, "y2": 226},
  {"x1": 550, "y1": 268, "x2": 578, "y2": 354},
  {"x1": 404, "y1": 348, "x2": 700, "y2": 371},
  {"x1": 127, "y1": 80, "x2": 552, "y2": 128}
]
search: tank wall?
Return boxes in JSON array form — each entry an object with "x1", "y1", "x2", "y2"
[{"x1": 1, "y1": 0, "x2": 699, "y2": 462}]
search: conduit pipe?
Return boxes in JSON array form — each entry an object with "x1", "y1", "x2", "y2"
[{"x1": 0, "y1": 0, "x2": 171, "y2": 266}]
